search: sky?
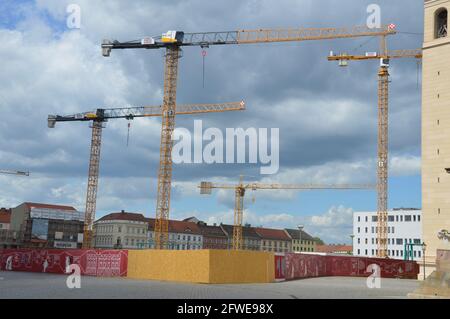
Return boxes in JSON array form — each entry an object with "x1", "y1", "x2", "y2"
[{"x1": 0, "y1": 0, "x2": 424, "y2": 243}]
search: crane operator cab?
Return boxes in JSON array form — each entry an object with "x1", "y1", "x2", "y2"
[{"x1": 161, "y1": 31, "x2": 184, "y2": 44}]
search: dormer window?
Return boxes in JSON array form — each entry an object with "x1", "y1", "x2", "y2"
[{"x1": 436, "y1": 8, "x2": 448, "y2": 38}]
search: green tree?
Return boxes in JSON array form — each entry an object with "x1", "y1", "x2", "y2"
[{"x1": 313, "y1": 237, "x2": 325, "y2": 245}]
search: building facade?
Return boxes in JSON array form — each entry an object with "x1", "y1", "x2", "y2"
[
  {"x1": 197, "y1": 223, "x2": 228, "y2": 249},
  {"x1": 422, "y1": 0, "x2": 450, "y2": 269},
  {"x1": 255, "y1": 227, "x2": 292, "y2": 253},
  {"x1": 220, "y1": 224, "x2": 261, "y2": 250},
  {"x1": 284, "y1": 228, "x2": 317, "y2": 252},
  {"x1": 353, "y1": 209, "x2": 423, "y2": 261},
  {"x1": 0, "y1": 208, "x2": 11, "y2": 230},
  {"x1": 10, "y1": 202, "x2": 84, "y2": 249},
  {"x1": 147, "y1": 219, "x2": 203, "y2": 250},
  {"x1": 93, "y1": 211, "x2": 148, "y2": 249}
]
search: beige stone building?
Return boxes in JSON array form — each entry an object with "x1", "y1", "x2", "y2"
[
  {"x1": 422, "y1": 0, "x2": 450, "y2": 274},
  {"x1": 284, "y1": 228, "x2": 317, "y2": 252},
  {"x1": 93, "y1": 211, "x2": 148, "y2": 249}
]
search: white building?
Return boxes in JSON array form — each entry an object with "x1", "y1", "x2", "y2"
[
  {"x1": 93, "y1": 211, "x2": 148, "y2": 249},
  {"x1": 147, "y1": 219, "x2": 203, "y2": 250},
  {"x1": 353, "y1": 209, "x2": 423, "y2": 261}
]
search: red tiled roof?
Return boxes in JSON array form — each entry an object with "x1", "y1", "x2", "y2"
[
  {"x1": 316, "y1": 245, "x2": 352, "y2": 253},
  {"x1": 0, "y1": 212, "x2": 11, "y2": 224},
  {"x1": 255, "y1": 227, "x2": 291, "y2": 241},
  {"x1": 98, "y1": 211, "x2": 147, "y2": 222},
  {"x1": 147, "y1": 218, "x2": 201, "y2": 235},
  {"x1": 198, "y1": 224, "x2": 227, "y2": 238},
  {"x1": 24, "y1": 202, "x2": 76, "y2": 211}
]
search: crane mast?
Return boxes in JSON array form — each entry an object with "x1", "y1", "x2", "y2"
[
  {"x1": 328, "y1": 39, "x2": 422, "y2": 258},
  {"x1": 200, "y1": 178, "x2": 375, "y2": 250}
]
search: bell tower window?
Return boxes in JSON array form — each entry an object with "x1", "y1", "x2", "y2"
[{"x1": 436, "y1": 8, "x2": 448, "y2": 38}]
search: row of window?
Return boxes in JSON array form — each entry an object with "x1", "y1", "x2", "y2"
[
  {"x1": 262, "y1": 240, "x2": 289, "y2": 248},
  {"x1": 358, "y1": 249, "x2": 422, "y2": 259},
  {"x1": 357, "y1": 226, "x2": 396, "y2": 234},
  {"x1": 149, "y1": 233, "x2": 202, "y2": 242},
  {"x1": 294, "y1": 239, "x2": 314, "y2": 245},
  {"x1": 357, "y1": 214, "x2": 421, "y2": 223},
  {"x1": 357, "y1": 237, "x2": 421, "y2": 245}
]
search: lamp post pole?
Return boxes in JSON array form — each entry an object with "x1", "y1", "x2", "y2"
[
  {"x1": 297, "y1": 225, "x2": 304, "y2": 252},
  {"x1": 422, "y1": 242, "x2": 427, "y2": 281}
]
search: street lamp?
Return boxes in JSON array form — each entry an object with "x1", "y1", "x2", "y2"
[
  {"x1": 350, "y1": 234, "x2": 355, "y2": 255},
  {"x1": 298, "y1": 225, "x2": 304, "y2": 252},
  {"x1": 422, "y1": 242, "x2": 427, "y2": 281}
]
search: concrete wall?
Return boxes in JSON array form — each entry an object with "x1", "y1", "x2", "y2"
[{"x1": 127, "y1": 249, "x2": 274, "y2": 284}]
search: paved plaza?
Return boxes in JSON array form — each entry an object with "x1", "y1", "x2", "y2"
[{"x1": 0, "y1": 271, "x2": 420, "y2": 299}]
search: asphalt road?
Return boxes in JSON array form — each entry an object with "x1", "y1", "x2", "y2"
[{"x1": 0, "y1": 271, "x2": 420, "y2": 299}]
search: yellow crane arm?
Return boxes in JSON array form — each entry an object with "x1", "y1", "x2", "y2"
[
  {"x1": 328, "y1": 49, "x2": 422, "y2": 61},
  {"x1": 140, "y1": 101, "x2": 245, "y2": 117},
  {"x1": 200, "y1": 181, "x2": 375, "y2": 193},
  {"x1": 236, "y1": 25, "x2": 396, "y2": 44}
]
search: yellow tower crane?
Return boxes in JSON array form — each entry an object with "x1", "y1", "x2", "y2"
[
  {"x1": 328, "y1": 39, "x2": 422, "y2": 258},
  {"x1": 199, "y1": 176, "x2": 375, "y2": 250},
  {"x1": 102, "y1": 24, "x2": 396, "y2": 249},
  {"x1": 48, "y1": 101, "x2": 245, "y2": 248}
]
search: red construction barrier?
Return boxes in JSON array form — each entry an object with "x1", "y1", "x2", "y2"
[
  {"x1": 284, "y1": 253, "x2": 419, "y2": 280},
  {"x1": 0, "y1": 249, "x2": 128, "y2": 277},
  {"x1": 274, "y1": 255, "x2": 285, "y2": 279},
  {"x1": 285, "y1": 254, "x2": 328, "y2": 279}
]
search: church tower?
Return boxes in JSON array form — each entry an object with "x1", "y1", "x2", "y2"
[{"x1": 422, "y1": 0, "x2": 449, "y2": 273}]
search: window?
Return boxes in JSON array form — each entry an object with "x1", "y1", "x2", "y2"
[
  {"x1": 371, "y1": 226, "x2": 374, "y2": 234},
  {"x1": 118, "y1": 226, "x2": 122, "y2": 233},
  {"x1": 371, "y1": 249, "x2": 374, "y2": 256},
  {"x1": 396, "y1": 238, "x2": 403, "y2": 245},
  {"x1": 365, "y1": 227, "x2": 368, "y2": 233},
  {"x1": 388, "y1": 215, "x2": 394, "y2": 222},
  {"x1": 396, "y1": 215, "x2": 398, "y2": 222},
  {"x1": 365, "y1": 238, "x2": 368, "y2": 244},
  {"x1": 400, "y1": 215, "x2": 403, "y2": 222},
  {"x1": 404, "y1": 215, "x2": 412, "y2": 222},
  {"x1": 414, "y1": 238, "x2": 421, "y2": 244},
  {"x1": 357, "y1": 249, "x2": 360, "y2": 255},
  {"x1": 418, "y1": 215, "x2": 421, "y2": 222},
  {"x1": 372, "y1": 216, "x2": 378, "y2": 222},
  {"x1": 436, "y1": 8, "x2": 448, "y2": 38},
  {"x1": 418, "y1": 251, "x2": 421, "y2": 258},
  {"x1": 392, "y1": 227, "x2": 395, "y2": 234},
  {"x1": 357, "y1": 238, "x2": 360, "y2": 244},
  {"x1": 365, "y1": 249, "x2": 368, "y2": 255},
  {"x1": 365, "y1": 216, "x2": 368, "y2": 222},
  {"x1": 358, "y1": 216, "x2": 360, "y2": 222},
  {"x1": 357, "y1": 227, "x2": 360, "y2": 233},
  {"x1": 413, "y1": 215, "x2": 416, "y2": 222}
]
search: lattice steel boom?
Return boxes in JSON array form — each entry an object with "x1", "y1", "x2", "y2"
[
  {"x1": 328, "y1": 38, "x2": 422, "y2": 258},
  {"x1": 200, "y1": 178, "x2": 375, "y2": 250}
]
